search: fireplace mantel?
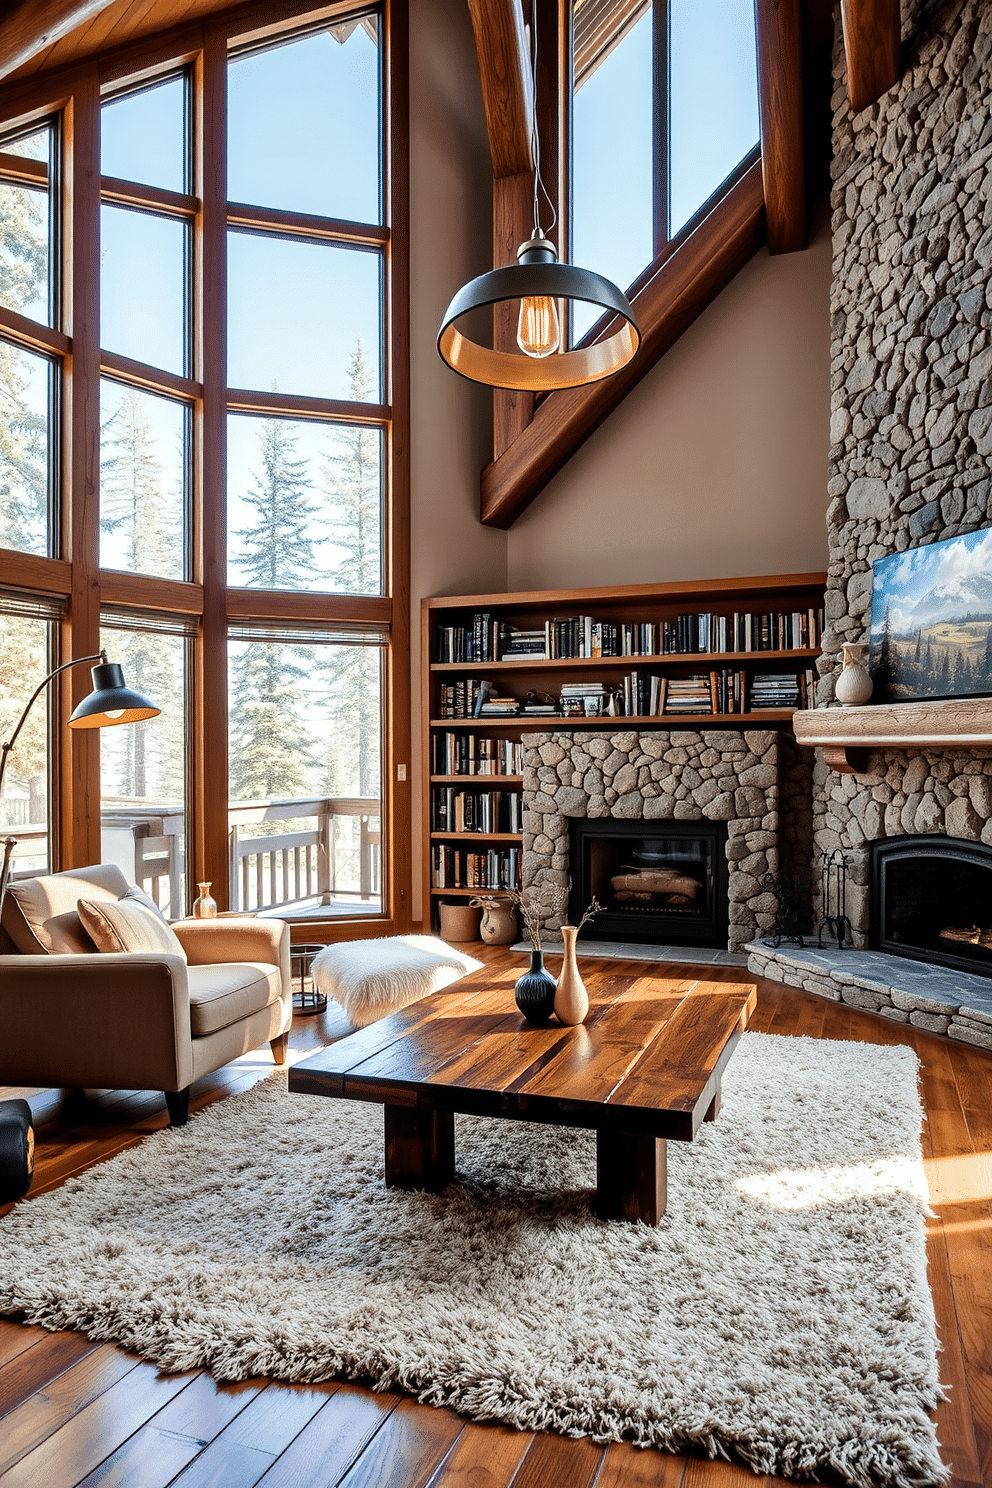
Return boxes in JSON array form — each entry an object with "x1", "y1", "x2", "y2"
[{"x1": 793, "y1": 697, "x2": 992, "y2": 774}]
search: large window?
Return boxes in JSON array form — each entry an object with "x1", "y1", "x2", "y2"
[
  {"x1": 0, "y1": 1, "x2": 407, "y2": 932},
  {"x1": 0, "y1": 594, "x2": 60, "y2": 874},
  {"x1": 570, "y1": 0, "x2": 759, "y2": 342}
]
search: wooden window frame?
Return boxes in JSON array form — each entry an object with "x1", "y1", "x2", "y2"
[{"x1": 0, "y1": 0, "x2": 412, "y2": 941}]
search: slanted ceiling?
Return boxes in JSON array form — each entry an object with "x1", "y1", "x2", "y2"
[{"x1": 469, "y1": 0, "x2": 903, "y2": 529}]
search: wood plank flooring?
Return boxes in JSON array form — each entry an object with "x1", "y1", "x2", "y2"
[{"x1": 2, "y1": 944, "x2": 990, "y2": 1488}]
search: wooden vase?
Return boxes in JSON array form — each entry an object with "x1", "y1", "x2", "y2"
[{"x1": 554, "y1": 925, "x2": 589, "y2": 1026}]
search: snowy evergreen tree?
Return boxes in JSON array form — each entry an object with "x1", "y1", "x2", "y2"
[
  {"x1": 0, "y1": 156, "x2": 50, "y2": 554},
  {"x1": 228, "y1": 418, "x2": 320, "y2": 803},
  {"x1": 232, "y1": 417, "x2": 319, "y2": 590},
  {"x1": 99, "y1": 388, "x2": 185, "y2": 802},
  {"x1": 316, "y1": 340, "x2": 382, "y2": 800}
]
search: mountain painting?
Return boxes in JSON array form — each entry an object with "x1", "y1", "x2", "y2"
[{"x1": 869, "y1": 529, "x2": 992, "y2": 702}]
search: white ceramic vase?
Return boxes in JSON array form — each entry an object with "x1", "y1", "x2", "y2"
[{"x1": 835, "y1": 643, "x2": 873, "y2": 706}]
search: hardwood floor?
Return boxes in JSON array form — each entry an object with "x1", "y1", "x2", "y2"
[{"x1": 1, "y1": 946, "x2": 990, "y2": 1488}]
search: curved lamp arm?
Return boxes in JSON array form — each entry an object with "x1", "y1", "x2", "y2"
[{"x1": 0, "y1": 650, "x2": 107, "y2": 800}]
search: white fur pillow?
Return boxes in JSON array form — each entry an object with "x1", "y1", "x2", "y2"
[{"x1": 312, "y1": 935, "x2": 483, "y2": 1027}]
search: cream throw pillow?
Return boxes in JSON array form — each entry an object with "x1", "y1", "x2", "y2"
[{"x1": 77, "y1": 896, "x2": 187, "y2": 958}]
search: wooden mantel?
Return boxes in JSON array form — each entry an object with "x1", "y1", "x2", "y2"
[{"x1": 793, "y1": 697, "x2": 992, "y2": 773}]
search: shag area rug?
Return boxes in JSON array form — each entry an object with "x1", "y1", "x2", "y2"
[{"x1": 0, "y1": 1033, "x2": 945, "y2": 1488}]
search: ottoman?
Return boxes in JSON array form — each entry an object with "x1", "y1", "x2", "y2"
[
  {"x1": 312, "y1": 935, "x2": 483, "y2": 1028},
  {"x1": 0, "y1": 1098, "x2": 34, "y2": 1204}
]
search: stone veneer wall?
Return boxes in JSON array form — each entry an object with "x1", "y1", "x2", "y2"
[
  {"x1": 813, "y1": 0, "x2": 992, "y2": 940},
  {"x1": 521, "y1": 729, "x2": 780, "y2": 952}
]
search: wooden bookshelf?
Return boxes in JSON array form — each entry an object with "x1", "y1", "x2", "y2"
[{"x1": 421, "y1": 572, "x2": 826, "y2": 927}]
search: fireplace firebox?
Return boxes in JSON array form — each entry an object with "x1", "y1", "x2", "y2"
[
  {"x1": 568, "y1": 819, "x2": 729, "y2": 947},
  {"x1": 870, "y1": 834, "x2": 992, "y2": 978}
]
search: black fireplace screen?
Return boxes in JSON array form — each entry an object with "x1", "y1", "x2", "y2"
[
  {"x1": 870, "y1": 834, "x2": 992, "y2": 978},
  {"x1": 569, "y1": 819, "x2": 729, "y2": 946}
]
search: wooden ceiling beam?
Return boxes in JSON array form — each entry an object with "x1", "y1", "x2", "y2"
[
  {"x1": 755, "y1": 0, "x2": 805, "y2": 254},
  {"x1": 840, "y1": 0, "x2": 901, "y2": 113},
  {"x1": 466, "y1": 0, "x2": 534, "y2": 179},
  {"x1": 0, "y1": 0, "x2": 108, "y2": 82},
  {"x1": 480, "y1": 162, "x2": 766, "y2": 529}
]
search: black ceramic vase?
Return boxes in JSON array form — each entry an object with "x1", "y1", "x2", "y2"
[{"x1": 514, "y1": 949, "x2": 557, "y2": 1024}]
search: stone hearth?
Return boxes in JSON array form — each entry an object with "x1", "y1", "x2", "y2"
[
  {"x1": 521, "y1": 729, "x2": 780, "y2": 953},
  {"x1": 747, "y1": 941, "x2": 992, "y2": 1049}
]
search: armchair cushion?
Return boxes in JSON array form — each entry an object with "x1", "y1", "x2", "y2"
[
  {"x1": 78, "y1": 895, "x2": 187, "y2": 959},
  {"x1": 3, "y1": 864, "x2": 129, "y2": 954},
  {"x1": 187, "y1": 962, "x2": 282, "y2": 1036}
]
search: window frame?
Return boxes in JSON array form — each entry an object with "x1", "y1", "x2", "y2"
[{"x1": 0, "y1": 0, "x2": 411, "y2": 941}]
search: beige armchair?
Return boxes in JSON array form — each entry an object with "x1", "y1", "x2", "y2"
[{"x1": 0, "y1": 864, "x2": 292, "y2": 1126}]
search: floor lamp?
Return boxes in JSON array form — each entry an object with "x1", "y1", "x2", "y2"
[{"x1": 0, "y1": 651, "x2": 160, "y2": 917}]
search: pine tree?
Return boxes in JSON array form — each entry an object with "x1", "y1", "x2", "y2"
[
  {"x1": 99, "y1": 388, "x2": 185, "y2": 803},
  {"x1": 228, "y1": 641, "x2": 317, "y2": 800},
  {"x1": 0, "y1": 612, "x2": 49, "y2": 836},
  {"x1": 873, "y1": 599, "x2": 895, "y2": 699},
  {"x1": 0, "y1": 153, "x2": 52, "y2": 554},
  {"x1": 232, "y1": 417, "x2": 319, "y2": 589},
  {"x1": 982, "y1": 623, "x2": 992, "y2": 687},
  {"x1": 228, "y1": 417, "x2": 320, "y2": 803},
  {"x1": 315, "y1": 340, "x2": 383, "y2": 801}
]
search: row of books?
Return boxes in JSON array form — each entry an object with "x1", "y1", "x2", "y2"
[
  {"x1": 431, "y1": 788, "x2": 523, "y2": 834},
  {"x1": 434, "y1": 608, "x2": 824, "y2": 664},
  {"x1": 438, "y1": 670, "x2": 816, "y2": 720},
  {"x1": 431, "y1": 846, "x2": 522, "y2": 890},
  {"x1": 620, "y1": 668, "x2": 817, "y2": 716},
  {"x1": 431, "y1": 733, "x2": 524, "y2": 776}
]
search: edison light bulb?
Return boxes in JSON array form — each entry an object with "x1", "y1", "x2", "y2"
[{"x1": 517, "y1": 295, "x2": 560, "y2": 358}]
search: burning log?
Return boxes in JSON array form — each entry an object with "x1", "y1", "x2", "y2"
[{"x1": 939, "y1": 925, "x2": 992, "y2": 948}]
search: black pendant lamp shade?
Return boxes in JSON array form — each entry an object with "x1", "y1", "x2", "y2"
[
  {"x1": 67, "y1": 662, "x2": 160, "y2": 729},
  {"x1": 438, "y1": 235, "x2": 640, "y2": 392}
]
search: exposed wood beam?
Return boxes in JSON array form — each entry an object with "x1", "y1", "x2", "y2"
[
  {"x1": 479, "y1": 162, "x2": 766, "y2": 529},
  {"x1": 492, "y1": 171, "x2": 535, "y2": 458},
  {"x1": 0, "y1": 0, "x2": 109, "y2": 82},
  {"x1": 840, "y1": 0, "x2": 901, "y2": 113},
  {"x1": 755, "y1": 0, "x2": 805, "y2": 254},
  {"x1": 466, "y1": 0, "x2": 534, "y2": 178}
]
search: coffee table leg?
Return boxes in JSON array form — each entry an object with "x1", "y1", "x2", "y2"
[
  {"x1": 595, "y1": 1129, "x2": 667, "y2": 1224},
  {"x1": 704, "y1": 1087, "x2": 722, "y2": 1122},
  {"x1": 384, "y1": 1104, "x2": 455, "y2": 1192}
]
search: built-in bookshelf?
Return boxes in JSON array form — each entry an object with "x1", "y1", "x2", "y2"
[{"x1": 421, "y1": 572, "x2": 826, "y2": 926}]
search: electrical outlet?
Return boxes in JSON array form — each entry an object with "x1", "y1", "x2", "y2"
[{"x1": 397, "y1": 764, "x2": 407, "y2": 781}]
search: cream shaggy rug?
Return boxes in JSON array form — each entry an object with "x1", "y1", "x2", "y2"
[{"x1": 0, "y1": 1034, "x2": 945, "y2": 1488}]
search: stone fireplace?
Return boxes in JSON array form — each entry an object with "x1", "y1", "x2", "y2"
[
  {"x1": 568, "y1": 818, "x2": 730, "y2": 947},
  {"x1": 871, "y1": 832, "x2": 992, "y2": 976},
  {"x1": 521, "y1": 728, "x2": 781, "y2": 953},
  {"x1": 753, "y1": 0, "x2": 992, "y2": 1052}
]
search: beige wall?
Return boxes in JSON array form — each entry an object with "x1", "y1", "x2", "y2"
[
  {"x1": 406, "y1": 2, "x2": 833, "y2": 916},
  {"x1": 505, "y1": 209, "x2": 832, "y2": 591},
  {"x1": 408, "y1": 0, "x2": 508, "y2": 917}
]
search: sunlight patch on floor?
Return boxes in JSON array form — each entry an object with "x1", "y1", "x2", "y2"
[{"x1": 736, "y1": 1154, "x2": 927, "y2": 1210}]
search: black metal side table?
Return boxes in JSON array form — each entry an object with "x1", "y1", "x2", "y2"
[{"x1": 291, "y1": 943, "x2": 328, "y2": 1014}]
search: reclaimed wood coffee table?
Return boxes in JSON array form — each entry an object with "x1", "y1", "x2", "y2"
[{"x1": 289, "y1": 958, "x2": 756, "y2": 1224}]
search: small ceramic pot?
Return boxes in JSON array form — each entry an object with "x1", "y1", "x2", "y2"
[
  {"x1": 835, "y1": 642, "x2": 873, "y2": 706},
  {"x1": 471, "y1": 897, "x2": 518, "y2": 944}
]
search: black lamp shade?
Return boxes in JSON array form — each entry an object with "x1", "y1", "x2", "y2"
[
  {"x1": 437, "y1": 260, "x2": 640, "y2": 391},
  {"x1": 67, "y1": 662, "x2": 160, "y2": 729}
]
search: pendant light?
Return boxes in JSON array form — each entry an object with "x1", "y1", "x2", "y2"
[{"x1": 437, "y1": 11, "x2": 640, "y2": 392}]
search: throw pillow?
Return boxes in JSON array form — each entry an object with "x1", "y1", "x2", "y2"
[{"x1": 77, "y1": 898, "x2": 187, "y2": 959}]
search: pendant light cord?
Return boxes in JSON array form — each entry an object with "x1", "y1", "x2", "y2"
[{"x1": 529, "y1": 5, "x2": 557, "y2": 242}]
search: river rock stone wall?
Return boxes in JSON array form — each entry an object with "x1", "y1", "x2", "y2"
[
  {"x1": 521, "y1": 729, "x2": 780, "y2": 952},
  {"x1": 812, "y1": 0, "x2": 992, "y2": 939}
]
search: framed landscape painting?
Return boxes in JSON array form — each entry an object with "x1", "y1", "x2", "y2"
[{"x1": 869, "y1": 528, "x2": 992, "y2": 701}]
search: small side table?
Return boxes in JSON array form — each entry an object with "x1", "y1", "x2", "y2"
[{"x1": 291, "y1": 943, "x2": 328, "y2": 1014}]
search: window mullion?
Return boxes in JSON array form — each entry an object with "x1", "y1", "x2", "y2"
[{"x1": 654, "y1": 0, "x2": 669, "y2": 255}]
